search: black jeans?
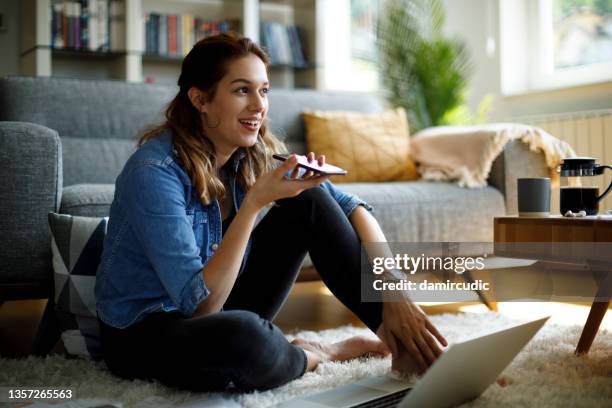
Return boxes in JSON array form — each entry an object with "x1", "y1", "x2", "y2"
[{"x1": 98, "y1": 187, "x2": 383, "y2": 392}]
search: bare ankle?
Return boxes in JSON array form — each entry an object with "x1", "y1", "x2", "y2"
[
  {"x1": 302, "y1": 349, "x2": 322, "y2": 372},
  {"x1": 293, "y1": 339, "x2": 332, "y2": 371}
]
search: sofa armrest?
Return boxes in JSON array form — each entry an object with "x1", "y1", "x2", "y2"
[
  {"x1": 0, "y1": 122, "x2": 62, "y2": 299},
  {"x1": 488, "y1": 139, "x2": 549, "y2": 215}
]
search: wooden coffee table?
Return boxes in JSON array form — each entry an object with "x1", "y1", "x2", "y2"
[{"x1": 494, "y1": 216, "x2": 611, "y2": 355}]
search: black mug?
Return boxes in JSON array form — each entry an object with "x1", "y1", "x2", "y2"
[{"x1": 517, "y1": 178, "x2": 551, "y2": 217}]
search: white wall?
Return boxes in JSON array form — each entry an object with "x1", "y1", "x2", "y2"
[
  {"x1": 442, "y1": 0, "x2": 612, "y2": 121},
  {"x1": 0, "y1": 0, "x2": 20, "y2": 78}
]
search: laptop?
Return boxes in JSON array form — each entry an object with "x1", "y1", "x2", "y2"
[{"x1": 277, "y1": 316, "x2": 549, "y2": 408}]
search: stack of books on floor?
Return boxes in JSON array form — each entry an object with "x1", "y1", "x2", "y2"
[
  {"x1": 50, "y1": 0, "x2": 125, "y2": 52},
  {"x1": 144, "y1": 13, "x2": 241, "y2": 58},
  {"x1": 260, "y1": 21, "x2": 307, "y2": 68}
]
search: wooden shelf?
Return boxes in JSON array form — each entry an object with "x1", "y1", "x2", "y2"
[
  {"x1": 141, "y1": 54, "x2": 184, "y2": 63},
  {"x1": 51, "y1": 48, "x2": 127, "y2": 60},
  {"x1": 269, "y1": 63, "x2": 314, "y2": 70},
  {"x1": 21, "y1": 0, "x2": 323, "y2": 88},
  {"x1": 141, "y1": 55, "x2": 314, "y2": 70}
]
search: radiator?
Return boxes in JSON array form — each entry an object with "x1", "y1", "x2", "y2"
[{"x1": 516, "y1": 109, "x2": 612, "y2": 213}]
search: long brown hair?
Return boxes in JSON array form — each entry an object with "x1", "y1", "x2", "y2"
[{"x1": 139, "y1": 33, "x2": 286, "y2": 204}]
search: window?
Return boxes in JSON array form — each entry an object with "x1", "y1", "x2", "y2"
[
  {"x1": 500, "y1": 0, "x2": 612, "y2": 95},
  {"x1": 349, "y1": 0, "x2": 380, "y2": 91},
  {"x1": 320, "y1": 0, "x2": 380, "y2": 91},
  {"x1": 553, "y1": 0, "x2": 612, "y2": 69}
]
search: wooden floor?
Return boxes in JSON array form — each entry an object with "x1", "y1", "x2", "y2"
[
  {"x1": 2, "y1": 282, "x2": 610, "y2": 358},
  {"x1": 275, "y1": 282, "x2": 363, "y2": 333},
  {"x1": 0, "y1": 281, "x2": 466, "y2": 358}
]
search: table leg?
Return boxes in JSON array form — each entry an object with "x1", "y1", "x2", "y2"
[
  {"x1": 463, "y1": 270, "x2": 498, "y2": 312},
  {"x1": 575, "y1": 300, "x2": 610, "y2": 355},
  {"x1": 576, "y1": 264, "x2": 612, "y2": 355}
]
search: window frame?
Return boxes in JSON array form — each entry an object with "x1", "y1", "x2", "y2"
[{"x1": 500, "y1": 0, "x2": 612, "y2": 96}]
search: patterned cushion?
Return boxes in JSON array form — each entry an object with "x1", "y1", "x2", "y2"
[
  {"x1": 302, "y1": 108, "x2": 419, "y2": 183},
  {"x1": 48, "y1": 212, "x2": 107, "y2": 359}
]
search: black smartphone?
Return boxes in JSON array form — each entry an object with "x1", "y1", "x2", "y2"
[{"x1": 272, "y1": 154, "x2": 348, "y2": 176}]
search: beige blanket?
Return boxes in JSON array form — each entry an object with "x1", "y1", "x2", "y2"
[{"x1": 410, "y1": 123, "x2": 576, "y2": 187}]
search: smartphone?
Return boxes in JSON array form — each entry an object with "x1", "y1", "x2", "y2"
[{"x1": 272, "y1": 154, "x2": 348, "y2": 176}]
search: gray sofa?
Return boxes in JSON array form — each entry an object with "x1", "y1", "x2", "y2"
[{"x1": 0, "y1": 76, "x2": 548, "y2": 352}]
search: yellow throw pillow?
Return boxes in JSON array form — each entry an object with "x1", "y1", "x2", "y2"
[{"x1": 302, "y1": 108, "x2": 419, "y2": 182}]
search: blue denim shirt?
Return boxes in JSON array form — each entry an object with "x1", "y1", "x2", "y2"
[{"x1": 95, "y1": 130, "x2": 372, "y2": 329}]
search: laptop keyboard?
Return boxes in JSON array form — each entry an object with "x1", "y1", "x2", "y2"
[{"x1": 350, "y1": 388, "x2": 412, "y2": 408}]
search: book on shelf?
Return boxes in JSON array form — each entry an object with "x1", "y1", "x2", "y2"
[
  {"x1": 182, "y1": 14, "x2": 193, "y2": 56},
  {"x1": 260, "y1": 21, "x2": 307, "y2": 68},
  {"x1": 109, "y1": 0, "x2": 125, "y2": 51},
  {"x1": 144, "y1": 12, "x2": 241, "y2": 58},
  {"x1": 168, "y1": 15, "x2": 177, "y2": 56},
  {"x1": 289, "y1": 26, "x2": 307, "y2": 68},
  {"x1": 50, "y1": 0, "x2": 123, "y2": 53},
  {"x1": 159, "y1": 14, "x2": 168, "y2": 56}
]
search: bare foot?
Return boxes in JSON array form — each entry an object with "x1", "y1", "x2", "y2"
[{"x1": 292, "y1": 336, "x2": 390, "y2": 372}]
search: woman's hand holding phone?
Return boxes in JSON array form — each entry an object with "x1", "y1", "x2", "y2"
[
  {"x1": 290, "y1": 151, "x2": 322, "y2": 178},
  {"x1": 243, "y1": 153, "x2": 330, "y2": 211},
  {"x1": 273, "y1": 152, "x2": 348, "y2": 176}
]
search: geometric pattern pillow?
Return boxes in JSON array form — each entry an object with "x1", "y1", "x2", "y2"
[
  {"x1": 48, "y1": 212, "x2": 108, "y2": 360},
  {"x1": 302, "y1": 107, "x2": 419, "y2": 183}
]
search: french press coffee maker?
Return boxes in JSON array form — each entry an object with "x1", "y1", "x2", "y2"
[{"x1": 559, "y1": 157, "x2": 612, "y2": 215}]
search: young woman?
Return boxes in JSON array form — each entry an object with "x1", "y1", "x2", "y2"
[{"x1": 95, "y1": 33, "x2": 446, "y2": 392}]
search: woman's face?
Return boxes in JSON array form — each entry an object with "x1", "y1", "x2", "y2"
[{"x1": 200, "y1": 54, "x2": 269, "y2": 155}]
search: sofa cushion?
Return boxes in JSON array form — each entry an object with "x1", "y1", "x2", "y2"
[
  {"x1": 61, "y1": 180, "x2": 504, "y2": 250},
  {"x1": 48, "y1": 213, "x2": 106, "y2": 359},
  {"x1": 61, "y1": 184, "x2": 115, "y2": 217},
  {"x1": 0, "y1": 76, "x2": 174, "y2": 141},
  {"x1": 340, "y1": 181, "x2": 505, "y2": 242},
  {"x1": 298, "y1": 181, "x2": 505, "y2": 268},
  {"x1": 62, "y1": 137, "x2": 137, "y2": 186}
]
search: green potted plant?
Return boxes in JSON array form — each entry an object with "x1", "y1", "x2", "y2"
[{"x1": 377, "y1": 0, "x2": 491, "y2": 133}]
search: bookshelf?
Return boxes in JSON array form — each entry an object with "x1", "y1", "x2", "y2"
[{"x1": 19, "y1": 0, "x2": 323, "y2": 89}]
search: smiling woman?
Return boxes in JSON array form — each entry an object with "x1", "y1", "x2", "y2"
[
  {"x1": 138, "y1": 35, "x2": 284, "y2": 206},
  {"x1": 94, "y1": 33, "x2": 445, "y2": 394},
  {"x1": 188, "y1": 58, "x2": 271, "y2": 163}
]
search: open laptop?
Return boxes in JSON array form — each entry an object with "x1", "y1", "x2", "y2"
[{"x1": 277, "y1": 316, "x2": 549, "y2": 408}]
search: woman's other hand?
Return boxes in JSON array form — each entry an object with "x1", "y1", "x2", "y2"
[
  {"x1": 376, "y1": 299, "x2": 448, "y2": 375},
  {"x1": 244, "y1": 154, "x2": 329, "y2": 211}
]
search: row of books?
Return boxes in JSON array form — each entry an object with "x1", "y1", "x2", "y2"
[
  {"x1": 144, "y1": 13, "x2": 240, "y2": 57},
  {"x1": 48, "y1": 2, "x2": 308, "y2": 68},
  {"x1": 260, "y1": 22, "x2": 307, "y2": 68},
  {"x1": 50, "y1": 0, "x2": 125, "y2": 52}
]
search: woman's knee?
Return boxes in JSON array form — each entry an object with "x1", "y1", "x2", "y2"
[
  {"x1": 277, "y1": 186, "x2": 336, "y2": 217},
  {"x1": 298, "y1": 185, "x2": 334, "y2": 204},
  {"x1": 207, "y1": 311, "x2": 277, "y2": 356},
  {"x1": 224, "y1": 310, "x2": 272, "y2": 335}
]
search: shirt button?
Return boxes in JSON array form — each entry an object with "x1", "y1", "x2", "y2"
[{"x1": 211, "y1": 243, "x2": 219, "y2": 251}]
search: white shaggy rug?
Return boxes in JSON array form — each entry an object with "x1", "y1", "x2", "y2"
[{"x1": 1, "y1": 311, "x2": 610, "y2": 408}]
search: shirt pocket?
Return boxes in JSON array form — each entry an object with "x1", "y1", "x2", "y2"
[{"x1": 192, "y1": 210, "x2": 208, "y2": 251}]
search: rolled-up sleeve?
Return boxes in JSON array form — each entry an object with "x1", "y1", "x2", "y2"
[
  {"x1": 123, "y1": 164, "x2": 209, "y2": 316},
  {"x1": 320, "y1": 180, "x2": 373, "y2": 218}
]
